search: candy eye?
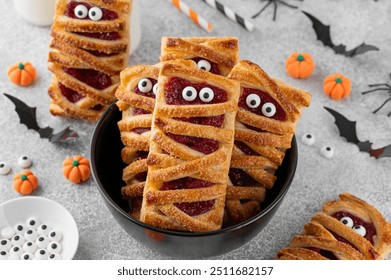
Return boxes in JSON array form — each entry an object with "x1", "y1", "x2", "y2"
[
  {"x1": 88, "y1": 7, "x2": 103, "y2": 21},
  {"x1": 340, "y1": 216, "x2": 354, "y2": 228},
  {"x1": 48, "y1": 230, "x2": 62, "y2": 242},
  {"x1": 138, "y1": 78, "x2": 153, "y2": 93},
  {"x1": 10, "y1": 246, "x2": 22, "y2": 257},
  {"x1": 24, "y1": 229, "x2": 38, "y2": 242},
  {"x1": 37, "y1": 224, "x2": 50, "y2": 236},
  {"x1": 301, "y1": 133, "x2": 315, "y2": 146},
  {"x1": 0, "y1": 239, "x2": 11, "y2": 251},
  {"x1": 0, "y1": 251, "x2": 8, "y2": 260},
  {"x1": 48, "y1": 253, "x2": 62, "y2": 260},
  {"x1": 74, "y1": 4, "x2": 88, "y2": 19},
  {"x1": 321, "y1": 146, "x2": 334, "y2": 158},
  {"x1": 21, "y1": 252, "x2": 34, "y2": 260},
  {"x1": 35, "y1": 249, "x2": 49, "y2": 260},
  {"x1": 197, "y1": 60, "x2": 212, "y2": 72},
  {"x1": 47, "y1": 241, "x2": 62, "y2": 254},
  {"x1": 153, "y1": 83, "x2": 158, "y2": 96},
  {"x1": 262, "y1": 102, "x2": 277, "y2": 117},
  {"x1": 12, "y1": 234, "x2": 25, "y2": 247},
  {"x1": 199, "y1": 87, "x2": 214, "y2": 103},
  {"x1": 26, "y1": 217, "x2": 40, "y2": 230},
  {"x1": 353, "y1": 225, "x2": 367, "y2": 237},
  {"x1": 246, "y1": 94, "x2": 261, "y2": 108},
  {"x1": 13, "y1": 223, "x2": 26, "y2": 235},
  {"x1": 182, "y1": 86, "x2": 197, "y2": 101},
  {"x1": 17, "y1": 155, "x2": 32, "y2": 168},
  {"x1": 36, "y1": 236, "x2": 49, "y2": 249},
  {"x1": 23, "y1": 241, "x2": 37, "y2": 253},
  {"x1": 0, "y1": 162, "x2": 11, "y2": 175}
]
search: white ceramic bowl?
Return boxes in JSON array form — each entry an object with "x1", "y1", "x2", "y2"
[{"x1": 0, "y1": 197, "x2": 79, "y2": 260}]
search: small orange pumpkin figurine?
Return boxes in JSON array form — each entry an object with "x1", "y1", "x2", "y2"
[
  {"x1": 63, "y1": 155, "x2": 91, "y2": 184},
  {"x1": 7, "y1": 62, "x2": 37, "y2": 86},
  {"x1": 285, "y1": 52, "x2": 315, "y2": 79},
  {"x1": 323, "y1": 73, "x2": 351, "y2": 100},
  {"x1": 14, "y1": 170, "x2": 38, "y2": 195}
]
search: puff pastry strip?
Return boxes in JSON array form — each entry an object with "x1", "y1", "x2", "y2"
[
  {"x1": 48, "y1": 0, "x2": 131, "y2": 120},
  {"x1": 140, "y1": 60, "x2": 240, "y2": 232},
  {"x1": 276, "y1": 193, "x2": 391, "y2": 260},
  {"x1": 115, "y1": 65, "x2": 160, "y2": 219},
  {"x1": 160, "y1": 37, "x2": 239, "y2": 77},
  {"x1": 225, "y1": 60, "x2": 311, "y2": 225}
]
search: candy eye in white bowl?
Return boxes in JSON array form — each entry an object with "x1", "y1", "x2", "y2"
[{"x1": 0, "y1": 197, "x2": 79, "y2": 260}]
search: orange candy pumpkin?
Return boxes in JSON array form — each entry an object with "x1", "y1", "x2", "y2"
[
  {"x1": 14, "y1": 170, "x2": 38, "y2": 195},
  {"x1": 7, "y1": 62, "x2": 37, "y2": 86},
  {"x1": 323, "y1": 73, "x2": 351, "y2": 100},
  {"x1": 63, "y1": 155, "x2": 91, "y2": 184},
  {"x1": 285, "y1": 52, "x2": 315, "y2": 79}
]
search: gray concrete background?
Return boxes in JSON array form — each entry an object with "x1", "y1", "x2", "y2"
[{"x1": 0, "y1": 0, "x2": 390, "y2": 259}]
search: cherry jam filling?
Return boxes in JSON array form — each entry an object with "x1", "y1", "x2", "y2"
[
  {"x1": 239, "y1": 87, "x2": 286, "y2": 121},
  {"x1": 190, "y1": 57, "x2": 220, "y2": 75},
  {"x1": 74, "y1": 32, "x2": 121, "y2": 41},
  {"x1": 166, "y1": 133, "x2": 219, "y2": 154},
  {"x1": 135, "y1": 172, "x2": 147, "y2": 182},
  {"x1": 229, "y1": 168, "x2": 258, "y2": 187},
  {"x1": 165, "y1": 77, "x2": 228, "y2": 105},
  {"x1": 65, "y1": 1, "x2": 118, "y2": 20},
  {"x1": 58, "y1": 83, "x2": 84, "y2": 103},
  {"x1": 175, "y1": 115, "x2": 224, "y2": 128},
  {"x1": 131, "y1": 128, "x2": 150, "y2": 135},
  {"x1": 85, "y1": 49, "x2": 118, "y2": 57},
  {"x1": 63, "y1": 67, "x2": 112, "y2": 90},
  {"x1": 161, "y1": 177, "x2": 214, "y2": 216},
  {"x1": 332, "y1": 211, "x2": 376, "y2": 244},
  {"x1": 133, "y1": 108, "x2": 151, "y2": 115},
  {"x1": 133, "y1": 151, "x2": 148, "y2": 181},
  {"x1": 134, "y1": 78, "x2": 158, "y2": 99},
  {"x1": 234, "y1": 141, "x2": 259, "y2": 156}
]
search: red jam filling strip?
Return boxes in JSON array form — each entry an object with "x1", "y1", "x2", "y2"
[
  {"x1": 332, "y1": 211, "x2": 376, "y2": 244},
  {"x1": 161, "y1": 177, "x2": 214, "y2": 216},
  {"x1": 166, "y1": 133, "x2": 219, "y2": 154},
  {"x1": 175, "y1": 115, "x2": 224, "y2": 128},
  {"x1": 131, "y1": 128, "x2": 150, "y2": 135},
  {"x1": 74, "y1": 32, "x2": 121, "y2": 41},
  {"x1": 234, "y1": 141, "x2": 259, "y2": 156},
  {"x1": 65, "y1": 1, "x2": 118, "y2": 20},
  {"x1": 58, "y1": 83, "x2": 84, "y2": 103},
  {"x1": 85, "y1": 49, "x2": 118, "y2": 57},
  {"x1": 229, "y1": 168, "x2": 258, "y2": 187},
  {"x1": 190, "y1": 57, "x2": 220, "y2": 75},
  {"x1": 239, "y1": 87, "x2": 286, "y2": 121},
  {"x1": 63, "y1": 67, "x2": 112, "y2": 90}
]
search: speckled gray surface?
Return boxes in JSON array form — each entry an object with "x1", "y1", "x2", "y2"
[{"x1": 0, "y1": 0, "x2": 391, "y2": 260}]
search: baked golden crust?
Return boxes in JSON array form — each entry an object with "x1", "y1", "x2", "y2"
[
  {"x1": 276, "y1": 193, "x2": 391, "y2": 260},
  {"x1": 115, "y1": 64, "x2": 160, "y2": 217},
  {"x1": 48, "y1": 0, "x2": 131, "y2": 120},
  {"x1": 139, "y1": 60, "x2": 240, "y2": 232},
  {"x1": 160, "y1": 37, "x2": 239, "y2": 77},
  {"x1": 224, "y1": 60, "x2": 311, "y2": 225}
]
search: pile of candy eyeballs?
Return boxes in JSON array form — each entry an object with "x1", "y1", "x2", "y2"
[{"x1": 0, "y1": 217, "x2": 62, "y2": 260}]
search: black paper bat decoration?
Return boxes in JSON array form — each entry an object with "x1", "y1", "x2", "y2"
[
  {"x1": 252, "y1": 0, "x2": 303, "y2": 21},
  {"x1": 4, "y1": 93, "x2": 79, "y2": 143},
  {"x1": 303, "y1": 11, "x2": 379, "y2": 57},
  {"x1": 324, "y1": 107, "x2": 391, "y2": 159}
]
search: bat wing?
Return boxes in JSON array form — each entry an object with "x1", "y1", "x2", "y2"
[
  {"x1": 303, "y1": 12, "x2": 379, "y2": 57},
  {"x1": 369, "y1": 144, "x2": 391, "y2": 159},
  {"x1": 324, "y1": 107, "x2": 360, "y2": 144},
  {"x1": 302, "y1": 11, "x2": 334, "y2": 48},
  {"x1": 4, "y1": 93, "x2": 54, "y2": 139},
  {"x1": 50, "y1": 127, "x2": 79, "y2": 143}
]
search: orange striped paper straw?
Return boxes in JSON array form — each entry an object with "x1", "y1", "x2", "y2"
[{"x1": 170, "y1": 0, "x2": 213, "y2": 32}]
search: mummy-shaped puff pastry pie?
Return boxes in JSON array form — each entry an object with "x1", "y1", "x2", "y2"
[
  {"x1": 48, "y1": 0, "x2": 131, "y2": 120},
  {"x1": 276, "y1": 193, "x2": 391, "y2": 260},
  {"x1": 116, "y1": 65, "x2": 160, "y2": 219},
  {"x1": 139, "y1": 60, "x2": 240, "y2": 232},
  {"x1": 160, "y1": 37, "x2": 239, "y2": 77},
  {"x1": 225, "y1": 60, "x2": 311, "y2": 225}
]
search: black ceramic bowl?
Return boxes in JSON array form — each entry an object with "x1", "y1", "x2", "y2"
[{"x1": 91, "y1": 103, "x2": 298, "y2": 258}]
